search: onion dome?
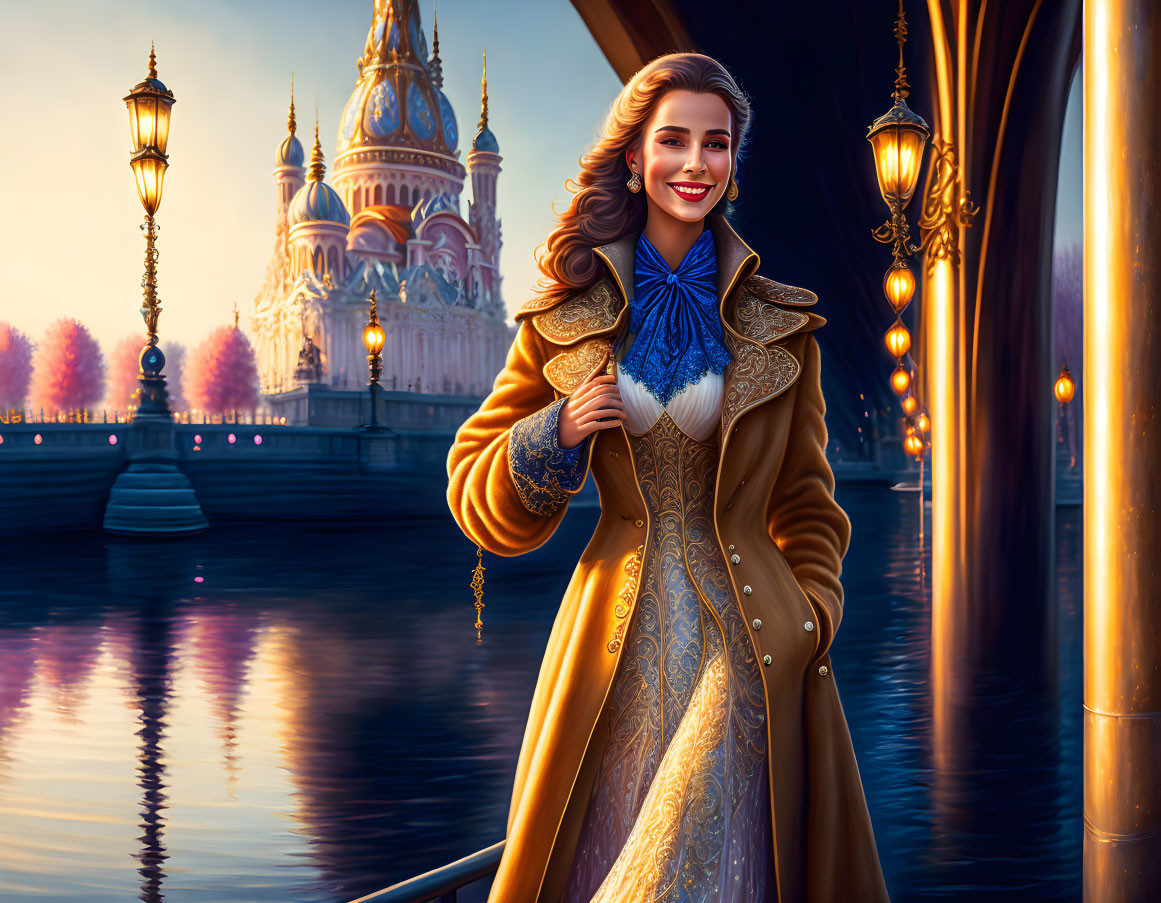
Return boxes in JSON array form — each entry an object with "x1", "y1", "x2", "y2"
[
  {"x1": 288, "y1": 120, "x2": 350, "y2": 226},
  {"x1": 470, "y1": 51, "x2": 499, "y2": 154},
  {"x1": 275, "y1": 85, "x2": 305, "y2": 167},
  {"x1": 336, "y1": 0, "x2": 458, "y2": 156}
]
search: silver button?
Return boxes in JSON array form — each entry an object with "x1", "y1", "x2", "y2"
[
  {"x1": 804, "y1": 621, "x2": 814, "y2": 632},
  {"x1": 818, "y1": 665, "x2": 829, "y2": 677},
  {"x1": 752, "y1": 619, "x2": 762, "y2": 630},
  {"x1": 730, "y1": 554, "x2": 741, "y2": 565},
  {"x1": 728, "y1": 544, "x2": 735, "y2": 551},
  {"x1": 763, "y1": 655, "x2": 772, "y2": 666},
  {"x1": 743, "y1": 585, "x2": 752, "y2": 595}
]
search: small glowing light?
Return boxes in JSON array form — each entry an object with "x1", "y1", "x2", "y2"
[
  {"x1": 279, "y1": 416, "x2": 286, "y2": 425},
  {"x1": 885, "y1": 319, "x2": 912, "y2": 357},
  {"x1": 902, "y1": 394, "x2": 918, "y2": 414},
  {"x1": 194, "y1": 433, "x2": 203, "y2": 444},
  {"x1": 891, "y1": 366, "x2": 911, "y2": 395},
  {"x1": 34, "y1": 434, "x2": 42, "y2": 445},
  {"x1": 0, "y1": 435, "x2": 4, "y2": 445},
  {"x1": 904, "y1": 433, "x2": 925, "y2": 457},
  {"x1": 254, "y1": 434, "x2": 262, "y2": 445},
  {"x1": 194, "y1": 576, "x2": 204, "y2": 583},
  {"x1": 917, "y1": 412, "x2": 931, "y2": 432},
  {"x1": 883, "y1": 260, "x2": 917, "y2": 313},
  {"x1": 109, "y1": 435, "x2": 118, "y2": 445},
  {"x1": 1054, "y1": 364, "x2": 1076, "y2": 404},
  {"x1": 228, "y1": 433, "x2": 236, "y2": 444}
]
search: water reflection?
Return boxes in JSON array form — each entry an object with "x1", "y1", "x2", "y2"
[{"x1": 0, "y1": 489, "x2": 1082, "y2": 902}]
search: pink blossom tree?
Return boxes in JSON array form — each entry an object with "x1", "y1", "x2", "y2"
[
  {"x1": 187, "y1": 326, "x2": 259, "y2": 416},
  {"x1": 28, "y1": 318, "x2": 106, "y2": 416},
  {"x1": 106, "y1": 333, "x2": 145, "y2": 413},
  {"x1": 0, "y1": 322, "x2": 35, "y2": 410}
]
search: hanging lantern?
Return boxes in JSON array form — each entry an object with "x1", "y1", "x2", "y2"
[
  {"x1": 1054, "y1": 364, "x2": 1076, "y2": 404},
  {"x1": 901, "y1": 393, "x2": 918, "y2": 415},
  {"x1": 883, "y1": 259, "x2": 916, "y2": 313},
  {"x1": 867, "y1": 98, "x2": 931, "y2": 211},
  {"x1": 917, "y1": 411, "x2": 931, "y2": 433},
  {"x1": 891, "y1": 365, "x2": 911, "y2": 395},
  {"x1": 904, "y1": 432, "x2": 925, "y2": 457},
  {"x1": 885, "y1": 318, "x2": 911, "y2": 357}
]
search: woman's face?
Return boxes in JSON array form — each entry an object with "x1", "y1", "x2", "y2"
[{"x1": 626, "y1": 89, "x2": 734, "y2": 224}]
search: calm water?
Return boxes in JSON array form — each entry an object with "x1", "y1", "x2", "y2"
[{"x1": 0, "y1": 486, "x2": 1081, "y2": 903}]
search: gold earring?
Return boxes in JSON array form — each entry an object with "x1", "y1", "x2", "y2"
[
  {"x1": 726, "y1": 177, "x2": 739, "y2": 201},
  {"x1": 627, "y1": 170, "x2": 642, "y2": 193}
]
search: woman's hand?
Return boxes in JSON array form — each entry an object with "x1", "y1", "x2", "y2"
[{"x1": 559, "y1": 353, "x2": 626, "y2": 448}]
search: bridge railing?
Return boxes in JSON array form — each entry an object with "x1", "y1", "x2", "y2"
[{"x1": 346, "y1": 840, "x2": 504, "y2": 903}]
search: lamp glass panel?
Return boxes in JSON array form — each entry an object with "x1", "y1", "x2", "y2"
[
  {"x1": 130, "y1": 94, "x2": 160, "y2": 151},
  {"x1": 896, "y1": 127, "x2": 927, "y2": 205},
  {"x1": 131, "y1": 155, "x2": 167, "y2": 215},
  {"x1": 871, "y1": 124, "x2": 927, "y2": 208},
  {"x1": 126, "y1": 100, "x2": 143, "y2": 153},
  {"x1": 155, "y1": 99, "x2": 172, "y2": 155},
  {"x1": 870, "y1": 127, "x2": 902, "y2": 206}
]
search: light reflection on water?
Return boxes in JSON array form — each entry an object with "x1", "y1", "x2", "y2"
[{"x1": 0, "y1": 487, "x2": 1081, "y2": 902}]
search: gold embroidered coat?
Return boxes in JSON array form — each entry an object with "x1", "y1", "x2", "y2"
[{"x1": 446, "y1": 214, "x2": 889, "y2": 902}]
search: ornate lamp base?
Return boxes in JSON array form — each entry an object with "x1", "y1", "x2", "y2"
[{"x1": 102, "y1": 412, "x2": 208, "y2": 536}]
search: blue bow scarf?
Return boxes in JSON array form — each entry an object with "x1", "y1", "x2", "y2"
[{"x1": 618, "y1": 228, "x2": 732, "y2": 405}]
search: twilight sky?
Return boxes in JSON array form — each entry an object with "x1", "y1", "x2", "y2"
[
  {"x1": 0, "y1": 0, "x2": 622, "y2": 357},
  {"x1": 0, "y1": 0, "x2": 1081, "y2": 367}
]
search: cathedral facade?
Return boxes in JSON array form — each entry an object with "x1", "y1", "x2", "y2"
[{"x1": 252, "y1": 0, "x2": 513, "y2": 398}]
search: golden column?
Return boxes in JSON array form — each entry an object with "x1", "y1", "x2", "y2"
[{"x1": 1084, "y1": 1, "x2": 1161, "y2": 897}]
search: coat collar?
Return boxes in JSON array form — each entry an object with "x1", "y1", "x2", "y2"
[
  {"x1": 591, "y1": 213, "x2": 759, "y2": 330},
  {"x1": 532, "y1": 215, "x2": 820, "y2": 443}
]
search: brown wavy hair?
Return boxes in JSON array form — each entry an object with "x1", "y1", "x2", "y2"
[{"x1": 530, "y1": 52, "x2": 753, "y2": 308}]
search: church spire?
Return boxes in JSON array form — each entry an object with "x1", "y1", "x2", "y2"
[
  {"x1": 479, "y1": 49, "x2": 489, "y2": 132},
  {"x1": 429, "y1": 0, "x2": 444, "y2": 89},
  {"x1": 308, "y1": 110, "x2": 325, "y2": 183},
  {"x1": 287, "y1": 74, "x2": 296, "y2": 136}
]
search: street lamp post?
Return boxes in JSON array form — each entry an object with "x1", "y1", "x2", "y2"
[
  {"x1": 104, "y1": 44, "x2": 206, "y2": 536},
  {"x1": 123, "y1": 44, "x2": 176, "y2": 416},
  {"x1": 362, "y1": 290, "x2": 386, "y2": 429}
]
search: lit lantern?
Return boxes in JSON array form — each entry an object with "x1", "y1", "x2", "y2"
[
  {"x1": 1054, "y1": 364, "x2": 1076, "y2": 404},
  {"x1": 901, "y1": 394, "x2": 918, "y2": 415},
  {"x1": 904, "y1": 432, "x2": 925, "y2": 457},
  {"x1": 917, "y1": 411, "x2": 931, "y2": 433},
  {"x1": 362, "y1": 290, "x2": 386, "y2": 360},
  {"x1": 867, "y1": 98, "x2": 930, "y2": 211},
  {"x1": 891, "y1": 365, "x2": 911, "y2": 395},
  {"x1": 883, "y1": 260, "x2": 916, "y2": 313},
  {"x1": 124, "y1": 45, "x2": 175, "y2": 216},
  {"x1": 885, "y1": 318, "x2": 911, "y2": 357},
  {"x1": 362, "y1": 289, "x2": 386, "y2": 429}
]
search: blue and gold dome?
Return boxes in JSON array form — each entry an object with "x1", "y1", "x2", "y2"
[
  {"x1": 277, "y1": 134, "x2": 305, "y2": 167},
  {"x1": 289, "y1": 123, "x2": 350, "y2": 227},
  {"x1": 275, "y1": 88, "x2": 306, "y2": 167},
  {"x1": 336, "y1": 0, "x2": 458, "y2": 156}
]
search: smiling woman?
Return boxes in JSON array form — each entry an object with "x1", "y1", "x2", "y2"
[{"x1": 448, "y1": 52, "x2": 889, "y2": 903}]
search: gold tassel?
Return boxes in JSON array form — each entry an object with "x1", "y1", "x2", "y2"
[{"x1": 471, "y1": 544, "x2": 486, "y2": 643}]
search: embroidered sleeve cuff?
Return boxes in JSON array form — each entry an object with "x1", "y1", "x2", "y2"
[{"x1": 508, "y1": 397, "x2": 592, "y2": 516}]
